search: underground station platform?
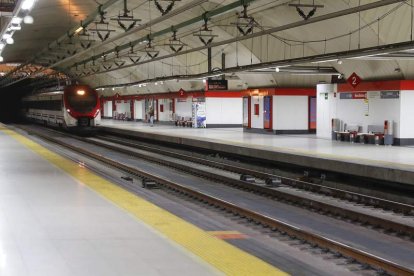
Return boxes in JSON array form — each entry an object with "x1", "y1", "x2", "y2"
[
  {"x1": 0, "y1": 125, "x2": 287, "y2": 276},
  {"x1": 2, "y1": 0, "x2": 414, "y2": 275},
  {"x1": 100, "y1": 120, "x2": 414, "y2": 186}
]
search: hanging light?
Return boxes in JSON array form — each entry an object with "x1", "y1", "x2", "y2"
[
  {"x1": 22, "y1": 0, "x2": 36, "y2": 10},
  {"x1": 11, "y1": 17, "x2": 23, "y2": 24},
  {"x1": 6, "y1": 37, "x2": 14, "y2": 45},
  {"x1": 23, "y1": 15, "x2": 34, "y2": 24},
  {"x1": 2, "y1": 33, "x2": 12, "y2": 40}
]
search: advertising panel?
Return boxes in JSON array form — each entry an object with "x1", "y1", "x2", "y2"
[{"x1": 192, "y1": 100, "x2": 206, "y2": 128}]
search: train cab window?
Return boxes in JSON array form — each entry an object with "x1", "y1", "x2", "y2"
[{"x1": 66, "y1": 89, "x2": 97, "y2": 113}]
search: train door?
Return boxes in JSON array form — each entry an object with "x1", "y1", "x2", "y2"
[
  {"x1": 243, "y1": 96, "x2": 251, "y2": 128},
  {"x1": 309, "y1": 96, "x2": 317, "y2": 131},
  {"x1": 263, "y1": 96, "x2": 272, "y2": 130}
]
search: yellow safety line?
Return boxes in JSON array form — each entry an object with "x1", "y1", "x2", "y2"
[{"x1": 1, "y1": 126, "x2": 288, "y2": 276}]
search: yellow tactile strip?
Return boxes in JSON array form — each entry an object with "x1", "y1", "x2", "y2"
[{"x1": 1, "y1": 126, "x2": 288, "y2": 276}]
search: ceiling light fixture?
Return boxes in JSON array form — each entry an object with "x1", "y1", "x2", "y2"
[
  {"x1": 6, "y1": 38, "x2": 14, "y2": 45},
  {"x1": 22, "y1": 0, "x2": 35, "y2": 10},
  {"x1": 23, "y1": 15, "x2": 34, "y2": 24},
  {"x1": 11, "y1": 17, "x2": 22, "y2": 24}
]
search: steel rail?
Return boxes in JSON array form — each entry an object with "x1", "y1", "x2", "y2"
[
  {"x1": 97, "y1": 134, "x2": 414, "y2": 215},
  {"x1": 16, "y1": 124, "x2": 414, "y2": 276},
  {"x1": 78, "y1": 135, "x2": 414, "y2": 239}
]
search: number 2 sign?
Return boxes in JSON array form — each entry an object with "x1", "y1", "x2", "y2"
[{"x1": 347, "y1": 72, "x2": 362, "y2": 88}]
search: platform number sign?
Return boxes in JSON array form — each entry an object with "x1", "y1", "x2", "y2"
[{"x1": 347, "y1": 72, "x2": 362, "y2": 88}]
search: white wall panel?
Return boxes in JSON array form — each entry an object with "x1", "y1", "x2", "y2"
[
  {"x1": 205, "y1": 98, "x2": 243, "y2": 125},
  {"x1": 251, "y1": 96, "x2": 263, "y2": 129},
  {"x1": 134, "y1": 100, "x2": 144, "y2": 120},
  {"x1": 273, "y1": 96, "x2": 308, "y2": 130},
  {"x1": 400, "y1": 91, "x2": 414, "y2": 138},
  {"x1": 104, "y1": 101, "x2": 112, "y2": 118},
  {"x1": 158, "y1": 98, "x2": 173, "y2": 121},
  {"x1": 175, "y1": 98, "x2": 192, "y2": 119},
  {"x1": 317, "y1": 84, "x2": 337, "y2": 138},
  {"x1": 116, "y1": 101, "x2": 130, "y2": 115},
  {"x1": 317, "y1": 83, "x2": 402, "y2": 138}
]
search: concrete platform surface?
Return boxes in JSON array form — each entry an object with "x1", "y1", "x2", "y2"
[
  {"x1": 0, "y1": 127, "x2": 222, "y2": 276},
  {"x1": 100, "y1": 120, "x2": 414, "y2": 185}
]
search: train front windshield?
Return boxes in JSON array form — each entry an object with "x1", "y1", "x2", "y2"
[{"x1": 66, "y1": 88, "x2": 97, "y2": 113}]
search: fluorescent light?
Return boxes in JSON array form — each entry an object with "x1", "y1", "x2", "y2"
[
  {"x1": 311, "y1": 59, "x2": 338, "y2": 64},
  {"x1": 9, "y1": 25, "x2": 21, "y2": 31},
  {"x1": 6, "y1": 37, "x2": 14, "y2": 45},
  {"x1": 23, "y1": 16, "x2": 34, "y2": 24},
  {"x1": 2, "y1": 33, "x2": 12, "y2": 40},
  {"x1": 11, "y1": 17, "x2": 22, "y2": 24},
  {"x1": 74, "y1": 26, "x2": 83, "y2": 34},
  {"x1": 22, "y1": 0, "x2": 35, "y2": 10}
]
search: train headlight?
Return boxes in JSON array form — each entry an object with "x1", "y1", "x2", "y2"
[{"x1": 77, "y1": 90, "x2": 85, "y2": 96}]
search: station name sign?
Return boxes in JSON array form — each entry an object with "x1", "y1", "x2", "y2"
[
  {"x1": 339, "y1": 92, "x2": 367, "y2": 99},
  {"x1": 380, "y1": 91, "x2": 399, "y2": 99},
  {"x1": 207, "y1": 79, "x2": 228, "y2": 90}
]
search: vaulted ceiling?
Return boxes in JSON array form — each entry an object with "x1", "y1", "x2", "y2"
[{"x1": 1, "y1": 0, "x2": 413, "y2": 95}]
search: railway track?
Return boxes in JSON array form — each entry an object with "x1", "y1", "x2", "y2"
[
  {"x1": 95, "y1": 134, "x2": 414, "y2": 213},
  {"x1": 15, "y1": 124, "x2": 414, "y2": 275},
  {"x1": 61, "y1": 133, "x2": 414, "y2": 241}
]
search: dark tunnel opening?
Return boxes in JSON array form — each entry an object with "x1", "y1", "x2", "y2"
[{"x1": 0, "y1": 79, "x2": 34, "y2": 123}]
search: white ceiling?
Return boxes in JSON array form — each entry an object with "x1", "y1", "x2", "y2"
[{"x1": 2, "y1": 0, "x2": 414, "y2": 93}]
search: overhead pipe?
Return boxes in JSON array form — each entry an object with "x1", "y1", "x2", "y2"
[{"x1": 81, "y1": 0, "x2": 406, "y2": 76}]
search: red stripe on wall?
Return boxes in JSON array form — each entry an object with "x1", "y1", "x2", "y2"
[
  {"x1": 338, "y1": 80, "x2": 414, "y2": 92},
  {"x1": 101, "y1": 87, "x2": 316, "y2": 101}
]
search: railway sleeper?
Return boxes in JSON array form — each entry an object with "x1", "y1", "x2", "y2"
[
  {"x1": 142, "y1": 178, "x2": 159, "y2": 189},
  {"x1": 240, "y1": 174, "x2": 255, "y2": 183}
]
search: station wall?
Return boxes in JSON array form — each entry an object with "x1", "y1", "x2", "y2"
[
  {"x1": 317, "y1": 81, "x2": 414, "y2": 144},
  {"x1": 317, "y1": 85, "x2": 402, "y2": 138},
  {"x1": 103, "y1": 100, "x2": 113, "y2": 118},
  {"x1": 205, "y1": 98, "x2": 243, "y2": 127},
  {"x1": 134, "y1": 100, "x2": 144, "y2": 120},
  {"x1": 158, "y1": 98, "x2": 173, "y2": 121},
  {"x1": 115, "y1": 101, "x2": 131, "y2": 117},
  {"x1": 175, "y1": 98, "x2": 192, "y2": 119},
  {"x1": 316, "y1": 84, "x2": 337, "y2": 138},
  {"x1": 250, "y1": 96, "x2": 264, "y2": 129},
  {"x1": 400, "y1": 91, "x2": 414, "y2": 139},
  {"x1": 274, "y1": 96, "x2": 308, "y2": 131}
]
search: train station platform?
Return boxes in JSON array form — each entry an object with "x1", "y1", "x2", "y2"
[
  {"x1": 0, "y1": 124, "x2": 285, "y2": 276},
  {"x1": 100, "y1": 120, "x2": 414, "y2": 186}
]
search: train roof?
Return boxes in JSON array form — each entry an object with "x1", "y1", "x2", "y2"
[{"x1": 23, "y1": 91, "x2": 64, "y2": 101}]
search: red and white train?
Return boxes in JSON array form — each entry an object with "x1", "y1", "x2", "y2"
[{"x1": 22, "y1": 85, "x2": 101, "y2": 128}]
